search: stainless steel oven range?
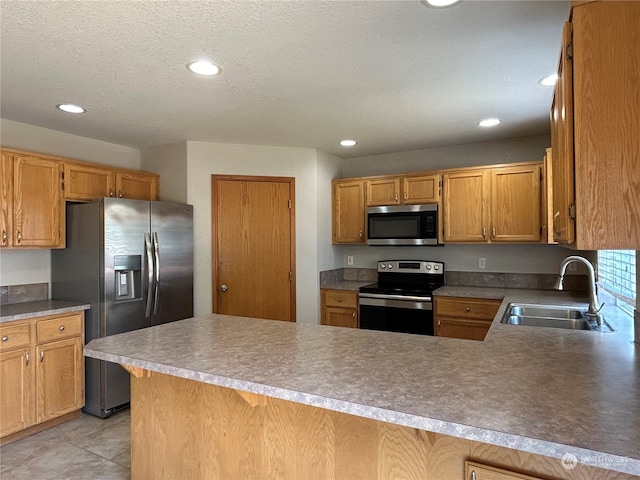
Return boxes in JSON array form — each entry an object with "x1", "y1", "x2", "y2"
[{"x1": 358, "y1": 260, "x2": 445, "y2": 335}]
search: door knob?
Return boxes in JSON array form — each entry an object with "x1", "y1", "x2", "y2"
[{"x1": 220, "y1": 284, "x2": 228, "y2": 292}]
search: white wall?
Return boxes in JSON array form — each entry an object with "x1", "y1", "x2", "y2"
[
  {"x1": 342, "y1": 134, "x2": 550, "y2": 178},
  {"x1": 140, "y1": 142, "x2": 188, "y2": 203},
  {"x1": 184, "y1": 141, "x2": 321, "y2": 323},
  {"x1": 0, "y1": 119, "x2": 140, "y2": 168},
  {"x1": 0, "y1": 119, "x2": 141, "y2": 291},
  {"x1": 315, "y1": 150, "x2": 343, "y2": 273}
]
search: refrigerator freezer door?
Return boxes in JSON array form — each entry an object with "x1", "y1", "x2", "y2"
[{"x1": 150, "y1": 202, "x2": 194, "y2": 325}]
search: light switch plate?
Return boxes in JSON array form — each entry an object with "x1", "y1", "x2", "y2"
[{"x1": 479, "y1": 258, "x2": 486, "y2": 269}]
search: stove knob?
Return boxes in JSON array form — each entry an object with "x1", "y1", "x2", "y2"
[
  {"x1": 387, "y1": 263, "x2": 393, "y2": 269},
  {"x1": 380, "y1": 264, "x2": 386, "y2": 269},
  {"x1": 434, "y1": 265, "x2": 440, "y2": 271},
  {"x1": 426, "y1": 265, "x2": 432, "y2": 270}
]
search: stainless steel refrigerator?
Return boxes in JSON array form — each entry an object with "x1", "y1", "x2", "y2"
[{"x1": 51, "y1": 197, "x2": 193, "y2": 418}]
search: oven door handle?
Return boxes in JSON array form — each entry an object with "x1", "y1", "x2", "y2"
[
  {"x1": 358, "y1": 296, "x2": 433, "y2": 311},
  {"x1": 359, "y1": 293, "x2": 432, "y2": 302}
]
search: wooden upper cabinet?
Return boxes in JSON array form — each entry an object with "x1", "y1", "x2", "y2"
[
  {"x1": 115, "y1": 170, "x2": 159, "y2": 201},
  {"x1": 332, "y1": 179, "x2": 366, "y2": 244},
  {"x1": 1, "y1": 151, "x2": 13, "y2": 248},
  {"x1": 366, "y1": 177, "x2": 401, "y2": 206},
  {"x1": 443, "y1": 170, "x2": 488, "y2": 242},
  {"x1": 490, "y1": 164, "x2": 541, "y2": 242},
  {"x1": 550, "y1": 21, "x2": 575, "y2": 245},
  {"x1": 552, "y1": 3, "x2": 640, "y2": 249},
  {"x1": 366, "y1": 174, "x2": 440, "y2": 206},
  {"x1": 64, "y1": 163, "x2": 114, "y2": 201},
  {"x1": 443, "y1": 164, "x2": 541, "y2": 244},
  {"x1": 12, "y1": 154, "x2": 64, "y2": 248}
]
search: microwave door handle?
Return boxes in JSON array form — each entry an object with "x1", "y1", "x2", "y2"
[{"x1": 144, "y1": 233, "x2": 154, "y2": 318}]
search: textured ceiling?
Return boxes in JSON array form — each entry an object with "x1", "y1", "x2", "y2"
[{"x1": 0, "y1": 0, "x2": 570, "y2": 159}]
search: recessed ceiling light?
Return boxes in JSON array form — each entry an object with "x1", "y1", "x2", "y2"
[
  {"x1": 478, "y1": 118, "x2": 501, "y2": 127},
  {"x1": 538, "y1": 73, "x2": 559, "y2": 86},
  {"x1": 187, "y1": 61, "x2": 221, "y2": 76},
  {"x1": 56, "y1": 104, "x2": 86, "y2": 114},
  {"x1": 421, "y1": 0, "x2": 463, "y2": 8},
  {"x1": 340, "y1": 140, "x2": 357, "y2": 147}
]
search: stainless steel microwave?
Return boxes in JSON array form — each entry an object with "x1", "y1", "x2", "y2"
[{"x1": 367, "y1": 204, "x2": 439, "y2": 246}]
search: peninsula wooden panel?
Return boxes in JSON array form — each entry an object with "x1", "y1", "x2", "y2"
[{"x1": 129, "y1": 371, "x2": 632, "y2": 480}]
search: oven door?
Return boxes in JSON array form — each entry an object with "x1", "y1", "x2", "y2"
[{"x1": 358, "y1": 293, "x2": 434, "y2": 335}]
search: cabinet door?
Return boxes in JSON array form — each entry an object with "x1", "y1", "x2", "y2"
[
  {"x1": 36, "y1": 337, "x2": 83, "y2": 423},
  {"x1": 402, "y1": 174, "x2": 439, "y2": 204},
  {"x1": 435, "y1": 317, "x2": 491, "y2": 341},
  {"x1": 0, "y1": 151, "x2": 13, "y2": 247},
  {"x1": 332, "y1": 180, "x2": 366, "y2": 244},
  {"x1": 465, "y1": 461, "x2": 545, "y2": 480},
  {"x1": 550, "y1": 21, "x2": 575, "y2": 245},
  {"x1": 64, "y1": 163, "x2": 114, "y2": 201},
  {"x1": 115, "y1": 171, "x2": 159, "y2": 201},
  {"x1": 0, "y1": 347, "x2": 35, "y2": 437},
  {"x1": 323, "y1": 307, "x2": 358, "y2": 328},
  {"x1": 443, "y1": 171, "x2": 488, "y2": 242},
  {"x1": 490, "y1": 165, "x2": 541, "y2": 242},
  {"x1": 13, "y1": 155, "x2": 63, "y2": 247},
  {"x1": 366, "y1": 177, "x2": 400, "y2": 206}
]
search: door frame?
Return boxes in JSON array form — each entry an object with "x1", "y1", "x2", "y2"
[{"x1": 211, "y1": 175, "x2": 296, "y2": 321}]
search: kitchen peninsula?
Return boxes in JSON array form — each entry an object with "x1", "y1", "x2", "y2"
[{"x1": 84, "y1": 289, "x2": 639, "y2": 480}]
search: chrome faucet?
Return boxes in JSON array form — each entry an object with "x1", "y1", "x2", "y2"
[{"x1": 553, "y1": 255, "x2": 604, "y2": 326}]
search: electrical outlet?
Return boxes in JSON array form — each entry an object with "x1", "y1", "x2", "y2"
[
  {"x1": 479, "y1": 257, "x2": 486, "y2": 269},
  {"x1": 347, "y1": 255, "x2": 354, "y2": 266}
]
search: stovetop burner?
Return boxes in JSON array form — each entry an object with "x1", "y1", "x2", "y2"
[{"x1": 359, "y1": 260, "x2": 445, "y2": 296}]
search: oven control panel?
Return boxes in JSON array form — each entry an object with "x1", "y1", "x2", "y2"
[{"x1": 377, "y1": 260, "x2": 444, "y2": 274}]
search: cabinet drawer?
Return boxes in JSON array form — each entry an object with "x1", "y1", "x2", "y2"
[
  {"x1": 36, "y1": 314, "x2": 83, "y2": 343},
  {"x1": 0, "y1": 322, "x2": 31, "y2": 351},
  {"x1": 435, "y1": 297, "x2": 501, "y2": 320},
  {"x1": 323, "y1": 290, "x2": 358, "y2": 309}
]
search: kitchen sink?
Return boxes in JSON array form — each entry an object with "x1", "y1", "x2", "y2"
[{"x1": 501, "y1": 303, "x2": 614, "y2": 332}]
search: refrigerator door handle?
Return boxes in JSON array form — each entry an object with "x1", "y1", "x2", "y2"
[
  {"x1": 144, "y1": 233, "x2": 154, "y2": 318},
  {"x1": 152, "y1": 232, "x2": 160, "y2": 315}
]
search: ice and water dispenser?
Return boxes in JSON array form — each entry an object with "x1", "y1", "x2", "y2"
[{"x1": 114, "y1": 255, "x2": 142, "y2": 301}]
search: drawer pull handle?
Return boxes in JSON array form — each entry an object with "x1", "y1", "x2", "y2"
[
  {"x1": 2, "y1": 335, "x2": 8, "y2": 342},
  {"x1": 59, "y1": 325, "x2": 65, "y2": 331},
  {"x1": 25, "y1": 352, "x2": 30, "y2": 366},
  {"x1": 40, "y1": 351, "x2": 44, "y2": 362}
]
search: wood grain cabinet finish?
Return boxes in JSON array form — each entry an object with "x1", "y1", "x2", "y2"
[
  {"x1": 465, "y1": 461, "x2": 545, "y2": 480},
  {"x1": 443, "y1": 163, "x2": 542, "y2": 244},
  {"x1": 366, "y1": 174, "x2": 440, "y2": 206},
  {"x1": 332, "y1": 179, "x2": 366, "y2": 244},
  {"x1": 115, "y1": 170, "x2": 159, "y2": 201},
  {"x1": 63, "y1": 163, "x2": 115, "y2": 201},
  {"x1": 320, "y1": 289, "x2": 358, "y2": 328},
  {"x1": 551, "y1": 2, "x2": 640, "y2": 249},
  {"x1": 0, "y1": 150, "x2": 64, "y2": 248},
  {"x1": 435, "y1": 297, "x2": 501, "y2": 341},
  {"x1": 0, "y1": 312, "x2": 84, "y2": 441}
]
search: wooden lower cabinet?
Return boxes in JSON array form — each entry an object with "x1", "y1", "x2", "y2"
[
  {"x1": 320, "y1": 289, "x2": 358, "y2": 328},
  {"x1": 435, "y1": 296, "x2": 501, "y2": 341},
  {"x1": 0, "y1": 312, "x2": 84, "y2": 442},
  {"x1": 466, "y1": 461, "x2": 545, "y2": 480}
]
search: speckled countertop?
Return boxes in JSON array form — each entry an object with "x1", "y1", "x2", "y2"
[
  {"x1": 84, "y1": 288, "x2": 639, "y2": 475},
  {"x1": 320, "y1": 280, "x2": 373, "y2": 291},
  {"x1": 0, "y1": 299, "x2": 90, "y2": 322}
]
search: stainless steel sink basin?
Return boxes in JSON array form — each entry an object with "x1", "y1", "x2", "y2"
[{"x1": 501, "y1": 303, "x2": 614, "y2": 332}]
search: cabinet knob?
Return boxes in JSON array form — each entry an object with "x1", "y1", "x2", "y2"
[
  {"x1": 25, "y1": 352, "x2": 29, "y2": 366},
  {"x1": 352, "y1": 312, "x2": 355, "y2": 318},
  {"x1": 2, "y1": 230, "x2": 6, "y2": 244},
  {"x1": 403, "y1": 192, "x2": 408, "y2": 201},
  {"x1": 2, "y1": 335, "x2": 8, "y2": 342},
  {"x1": 40, "y1": 350, "x2": 44, "y2": 362},
  {"x1": 482, "y1": 227, "x2": 486, "y2": 239},
  {"x1": 17, "y1": 231, "x2": 22, "y2": 243},
  {"x1": 119, "y1": 190, "x2": 123, "y2": 198},
  {"x1": 394, "y1": 192, "x2": 398, "y2": 201},
  {"x1": 359, "y1": 230, "x2": 363, "y2": 239},
  {"x1": 59, "y1": 325, "x2": 65, "y2": 331},
  {"x1": 470, "y1": 471, "x2": 477, "y2": 480},
  {"x1": 492, "y1": 227, "x2": 496, "y2": 239},
  {"x1": 109, "y1": 188, "x2": 114, "y2": 197},
  {"x1": 466, "y1": 307, "x2": 470, "y2": 312}
]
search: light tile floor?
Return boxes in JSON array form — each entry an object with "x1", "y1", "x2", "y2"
[{"x1": 0, "y1": 409, "x2": 130, "y2": 480}]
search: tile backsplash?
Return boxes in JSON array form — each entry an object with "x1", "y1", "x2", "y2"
[
  {"x1": 0, "y1": 283, "x2": 49, "y2": 305},
  {"x1": 320, "y1": 269, "x2": 587, "y2": 292}
]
